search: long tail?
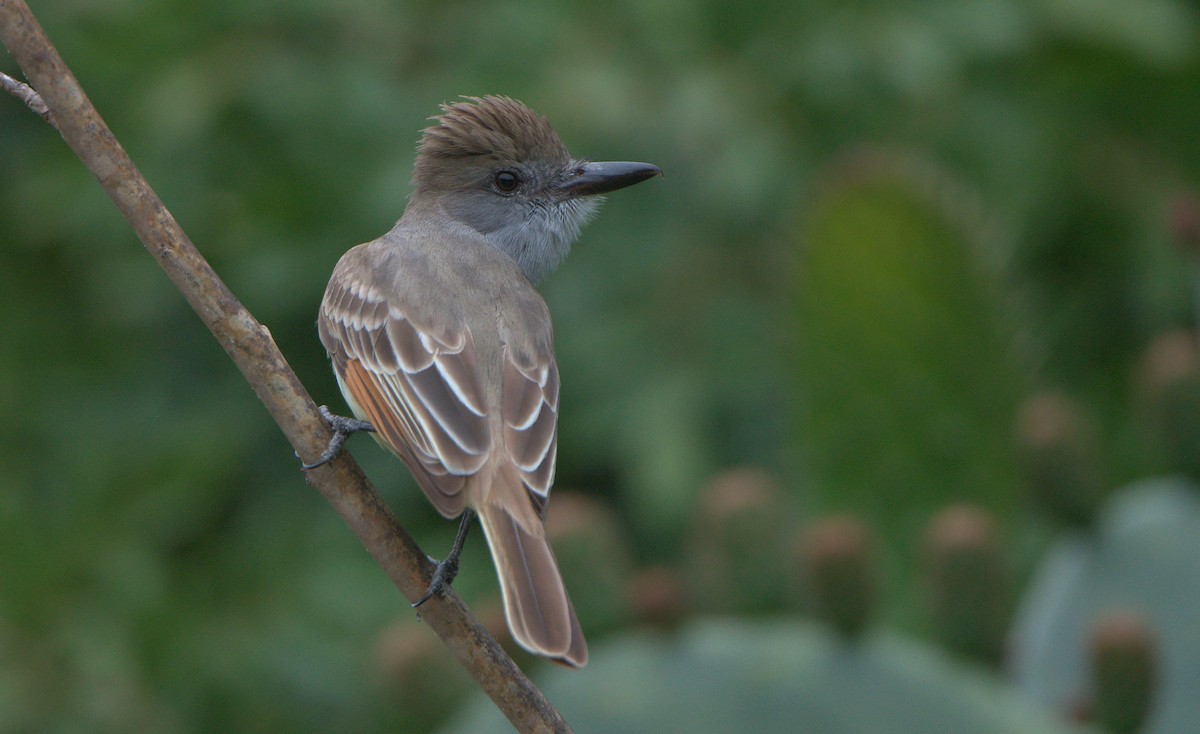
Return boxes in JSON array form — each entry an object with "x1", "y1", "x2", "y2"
[{"x1": 476, "y1": 501, "x2": 588, "y2": 667}]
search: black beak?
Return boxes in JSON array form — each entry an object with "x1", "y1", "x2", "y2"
[{"x1": 556, "y1": 161, "x2": 662, "y2": 197}]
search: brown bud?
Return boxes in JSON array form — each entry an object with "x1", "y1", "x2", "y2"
[
  {"x1": 1137, "y1": 330, "x2": 1200, "y2": 398},
  {"x1": 922, "y1": 505, "x2": 1006, "y2": 666},
  {"x1": 1168, "y1": 191, "x2": 1200, "y2": 256},
  {"x1": 1015, "y1": 391, "x2": 1104, "y2": 527},
  {"x1": 373, "y1": 620, "x2": 466, "y2": 718},
  {"x1": 697, "y1": 467, "x2": 783, "y2": 519},
  {"x1": 687, "y1": 468, "x2": 796, "y2": 614},
  {"x1": 1135, "y1": 331, "x2": 1200, "y2": 478},
  {"x1": 629, "y1": 564, "x2": 689, "y2": 630},
  {"x1": 1089, "y1": 612, "x2": 1157, "y2": 734},
  {"x1": 802, "y1": 516, "x2": 877, "y2": 640}
]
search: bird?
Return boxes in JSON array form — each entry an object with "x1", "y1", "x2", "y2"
[{"x1": 308, "y1": 95, "x2": 660, "y2": 667}]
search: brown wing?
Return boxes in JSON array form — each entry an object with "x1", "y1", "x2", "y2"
[
  {"x1": 501, "y1": 349, "x2": 559, "y2": 517},
  {"x1": 319, "y1": 274, "x2": 491, "y2": 518}
]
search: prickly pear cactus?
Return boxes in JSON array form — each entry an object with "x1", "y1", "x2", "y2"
[
  {"x1": 1009, "y1": 477, "x2": 1200, "y2": 733},
  {"x1": 792, "y1": 155, "x2": 1023, "y2": 548},
  {"x1": 440, "y1": 619, "x2": 1075, "y2": 734}
]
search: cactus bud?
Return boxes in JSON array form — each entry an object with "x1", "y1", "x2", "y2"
[
  {"x1": 373, "y1": 621, "x2": 466, "y2": 723},
  {"x1": 802, "y1": 516, "x2": 877, "y2": 640},
  {"x1": 630, "y1": 564, "x2": 689, "y2": 630},
  {"x1": 922, "y1": 505, "x2": 1006, "y2": 666},
  {"x1": 1168, "y1": 191, "x2": 1200, "y2": 256},
  {"x1": 1089, "y1": 612, "x2": 1157, "y2": 734},
  {"x1": 1136, "y1": 331, "x2": 1200, "y2": 479},
  {"x1": 1015, "y1": 391, "x2": 1105, "y2": 528},
  {"x1": 687, "y1": 468, "x2": 795, "y2": 614}
]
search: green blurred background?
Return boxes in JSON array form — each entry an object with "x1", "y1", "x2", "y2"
[{"x1": 3, "y1": 0, "x2": 1199, "y2": 731}]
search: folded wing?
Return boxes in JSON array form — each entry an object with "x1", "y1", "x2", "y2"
[{"x1": 319, "y1": 276, "x2": 491, "y2": 517}]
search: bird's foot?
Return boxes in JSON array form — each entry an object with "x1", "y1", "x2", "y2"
[
  {"x1": 301, "y1": 405, "x2": 375, "y2": 469},
  {"x1": 412, "y1": 554, "x2": 461, "y2": 608},
  {"x1": 412, "y1": 510, "x2": 475, "y2": 607}
]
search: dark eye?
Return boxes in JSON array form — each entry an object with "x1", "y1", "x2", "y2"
[{"x1": 494, "y1": 170, "x2": 519, "y2": 192}]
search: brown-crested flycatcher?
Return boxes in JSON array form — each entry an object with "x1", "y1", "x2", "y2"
[{"x1": 307, "y1": 96, "x2": 660, "y2": 667}]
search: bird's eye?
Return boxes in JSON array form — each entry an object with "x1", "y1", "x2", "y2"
[{"x1": 494, "y1": 170, "x2": 520, "y2": 193}]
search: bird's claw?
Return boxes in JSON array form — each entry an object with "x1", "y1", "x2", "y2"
[
  {"x1": 412, "y1": 554, "x2": 462, "y2": 608},
  {"x1": 301, "y1": 405, "x2": 375, "y2": 469}
]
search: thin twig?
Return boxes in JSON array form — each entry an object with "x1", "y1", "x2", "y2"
[
  {"x1": 0, "y1": 67, "x2": 53, "y2": 126},
  {"x1": 0, "y1": 2, "x2": 569, "y2": 731}
]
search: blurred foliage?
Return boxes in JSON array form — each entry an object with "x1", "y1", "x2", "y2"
[{"x1": 2, "y1": 0, "x2": 1200, "y2": 731}]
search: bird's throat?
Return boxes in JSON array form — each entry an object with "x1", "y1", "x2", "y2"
[{"x1": 485, "y1": 197, "x2": 602, "y2": 284}]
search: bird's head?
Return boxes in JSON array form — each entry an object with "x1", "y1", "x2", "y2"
[{"x1": 411, "y1": 96, "x2": 661, "y2": 283}]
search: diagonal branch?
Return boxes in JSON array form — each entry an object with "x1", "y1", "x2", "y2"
[{"x1": 0, "y1": 2, "x2": 569, "y2": 731}]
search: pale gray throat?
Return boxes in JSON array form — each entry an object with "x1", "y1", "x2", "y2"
[{"x1": 486, "y1": 196, "x2": 603, "y2": 285}]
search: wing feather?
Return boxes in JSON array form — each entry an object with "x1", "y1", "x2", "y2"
[
  {"x1": 319, "y1": 275, "x2": 490, "y2": 517},
  {"x1": 318, "y1": 258, "x2": 562, "y2": 519},
  {"x1": 501, "y1": 351, "x2": 560, "y2": 505}
]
